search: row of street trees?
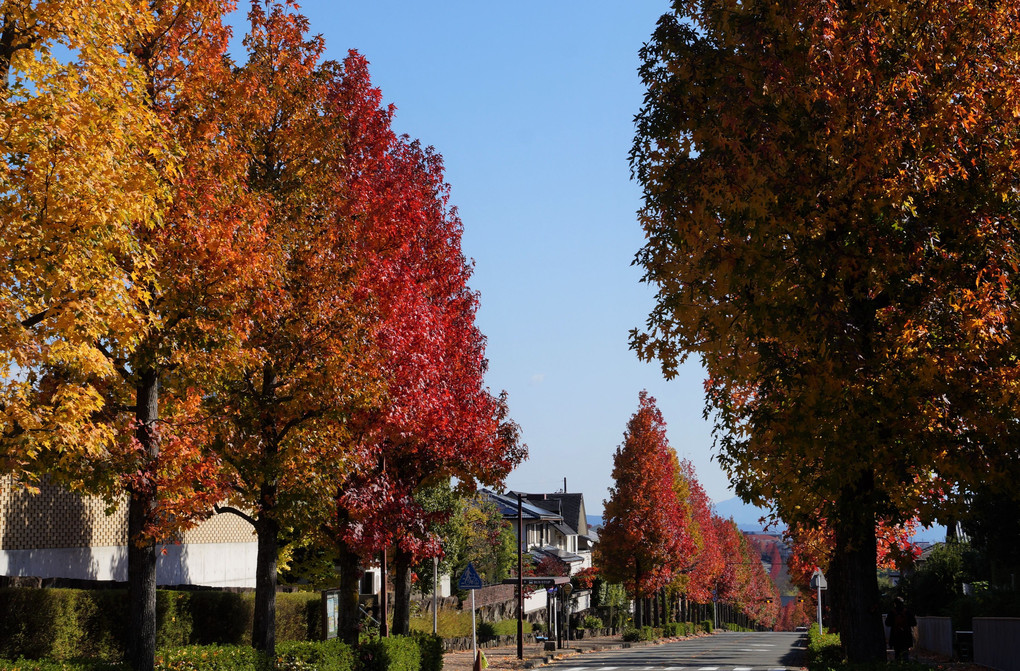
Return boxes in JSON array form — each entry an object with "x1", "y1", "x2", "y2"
[
  {"x1": 597, "y1": 392, "x2": 780, "y2": 630},
  {"x1": 0, "y1": 2, "x2": 525, "y2": 670},
  {"x1": 630, "y1": 0, "x2": 1020, "y2": 661}
]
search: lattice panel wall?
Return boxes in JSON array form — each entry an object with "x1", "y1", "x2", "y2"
[{"x1": 0, "y1": 476, "x2": 254, "y2": 550}]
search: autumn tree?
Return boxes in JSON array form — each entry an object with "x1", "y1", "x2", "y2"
[
  {"x1": 712, "y1": 517, "x2": 779, "y2": 629},
  {"x1": 198, "y1": 4, "x2": 382, "y2": 657},
  {"x1": 320, "y1": 50, "x2": 525, "y2": 639},
  {"x1": 597, "y1": 391, "x2": 694, "y2": 628},
  {"x1": 2, "y1": 3, "x2": 248, "y2": 669},
  {"x1": 671, "y1": 459, "x2": 723, "y2": 615},
  {"x1": 339, "y1": 136, "x2": 525, "y2": 635},
  {"x1": 631, "y1": 0, "x2": 1020, "y2": 660},
  {"x1": 0, "y1": 1, "x2": 166, "y2": 486}
]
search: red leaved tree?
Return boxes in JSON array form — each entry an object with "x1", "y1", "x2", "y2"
[
  {"x1": 597, "y1": 391, "x2": 695, "y2": 628},
  {"x1": 672, "y1": 459, "x2": 724, "y2": 611},
  {"x1": 322, "y1": 52, "x2": 525, "y2": 639}
]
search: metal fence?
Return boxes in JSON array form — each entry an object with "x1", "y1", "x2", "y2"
[
  {"x1": 916, "y1": 616, "x2": 953, "y2": 657},
  {"x1": 974, "y1": 617, "x2": 1020, "y2": 671}
]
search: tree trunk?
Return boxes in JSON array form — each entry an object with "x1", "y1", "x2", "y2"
[
  {"x1": 633, "y1": 560, "x2": 643, "y2": 629},
  {"x1": 828, "y1": 469, "x2": 886, "y2": 663},
  {"x1": 127, "y1": 369, "x2": 159, "y2": 671},
  {"x1": 391, "y1": 546, "x2": 413, "y2": 636},
  {"x1": 336, "y1": 541, "x2": 363, "y2": 645},
  {"x1": 252, "y1": 504, "x2": 279, "y2": 655}
]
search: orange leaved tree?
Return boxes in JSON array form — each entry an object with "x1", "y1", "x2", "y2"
[
  {"x1": 632, "y1": 0, "x2": 1020, "y2": 659},
  {"x1": 198, "y1": 4, "x2": 384, "y2": 657},
  {"x1": 2, "y1": 3, "x2": 250, "y2": 670}
]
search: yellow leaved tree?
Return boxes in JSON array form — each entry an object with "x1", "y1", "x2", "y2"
[{"x1": 0, "y1": 1, "x2": 170, "y2": 485}]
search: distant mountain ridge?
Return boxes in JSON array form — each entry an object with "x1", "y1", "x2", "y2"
[
  {"x1": 586, "y1": 498, "x2": 773, "y2": 533},
  {"x1": 713, "y1": 496, "x2": 778, "y2": 532}
]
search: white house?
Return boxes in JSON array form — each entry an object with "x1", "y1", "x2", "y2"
[{"x1": 480, "y1": 488, "x2": 594, "y2": 575}]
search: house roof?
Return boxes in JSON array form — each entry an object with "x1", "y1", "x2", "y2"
[
  {"x1": 519, "y1": 493, "x2": 588, "y2": 537},
  {"x1": 480, "y1": 489, "x2": 562, "y2": 522},
  {"x1": 552, "y1": 522, "x2": 576, "y2": 538}
]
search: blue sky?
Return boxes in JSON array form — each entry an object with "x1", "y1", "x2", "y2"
[{"x1": 226, "y1": 1, "x2": 736, "y2": 512}]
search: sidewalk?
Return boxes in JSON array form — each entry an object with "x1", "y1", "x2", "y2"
[{"x1": 442, "y1": 635, "x2": 672, "y2": 671}]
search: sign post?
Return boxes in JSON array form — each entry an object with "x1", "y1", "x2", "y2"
[
  {"x1": 810, "y1": 569, "x2": 827, "y2": 636},
  {"x1": 459, "y1": 562, "x2": 484, "y2": 670}
]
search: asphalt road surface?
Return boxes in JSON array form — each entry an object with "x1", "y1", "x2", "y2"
[{"x1": 543, "y1": 632, "x2": 807, "y2": 671}]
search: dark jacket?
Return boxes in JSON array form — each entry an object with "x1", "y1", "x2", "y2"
[{"x1": 886, "y1": 607, "x2": 917, "y2": 649}]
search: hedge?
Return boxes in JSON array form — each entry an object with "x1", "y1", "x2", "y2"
[
  {"x1": 1, "y1": 636, "x2": 437, "y2": 671},
  {"x1": 155, "y1": 645, "x2": 265, "y2": 671},
  {"x1": 621, "y1": 626, "x2": 660, "y2": 642},
  {"x1": 275, "y1": 640, "x2": 356, "y2": 671},
  {"x1": 0, "y1": 588, "x2": 321, "y2": 662},
  {"x1": 358, "y1": 637, "x2": 419, "y2": 671},
  {"x1": 662, "y1": 622, "x2": 695, "y2": 637},
  {"x1": 410, "y1": 634, "x2": 442, "y2": 671}
]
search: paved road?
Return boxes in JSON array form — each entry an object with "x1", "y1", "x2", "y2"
[{"x1": 541, "y1": 632, "x2": 806, "y2": 671}]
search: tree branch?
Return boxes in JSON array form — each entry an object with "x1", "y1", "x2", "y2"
[
  {"x1": 20, "y1": 308, "x2": 48, "y2": 329},
  {"x1": 213, "y1": 504, "x2": 257, "y2": 528}
]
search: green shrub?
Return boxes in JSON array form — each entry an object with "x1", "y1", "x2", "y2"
[
  {"x1": 275, "y1": 640, "x2": 355, "y2": 671},
  {"x1": 580, "y1": 615, "x2": 603, "y2": 630},
  {"x1": 805, "y1": 628, "x2": 843, "y2": 671},
  {"x1": 621, "y1": 626, "x2": 658, "y2": 642},
  {"x1": 0, "y1": 660, "x2": 126, "y2": 671},
  {"x1": 186, "y1": 592, "x2": 250, "y2": 646},
  {"x1": 0, "y1": 588, "x2": 127, "y2": 662},
  {"x1": 0, "y1": 587, "x2": 325, "y2": 661},
  {"x1": 411, "y1": 633, "x2": 443, "y2": 671},
  {"x1": 154, "y1": 645, "x2": 263, "y2": 671},
  {"x1": 663, "y1": 622, "x2": 691, "y2": 637},
  {"x1": 475, "y1": 621, "x2": 496, "y2": 641},
  {"x1": 273, "y1": 593, "x2": 322, "y2": 643},
  {"x1": 358, "y1": 636, "x2": 421, "y2": 671},
  {"x1": 700, "y1": 619, "x2": 713, "y2": 634},
  {"x1": 157, "y1": 592, "x2": 193, "y2": 650}
]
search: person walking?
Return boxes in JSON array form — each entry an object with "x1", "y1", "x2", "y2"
[{"x1": 886, "y1": 596, "x2": 917, "y2": 661}]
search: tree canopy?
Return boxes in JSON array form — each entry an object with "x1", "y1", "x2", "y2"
[{"x1": 631, "y1": 0, "x2": 1020, "y2": 660}]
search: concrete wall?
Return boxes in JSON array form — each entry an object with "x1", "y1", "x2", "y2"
[
  {"x1": 1, "y1": 476, "x2": 258, "y2": 587},
  {"x1": 974, "y1": 617, "x2": 1020, "y2": 671},
  {"x1": 916, "y1": 616, "x2": 953, "y2": 658}
]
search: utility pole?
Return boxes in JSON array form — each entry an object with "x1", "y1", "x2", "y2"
[{"x1": 517, "y1": 493, "x2": 524, "y2": 660}]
